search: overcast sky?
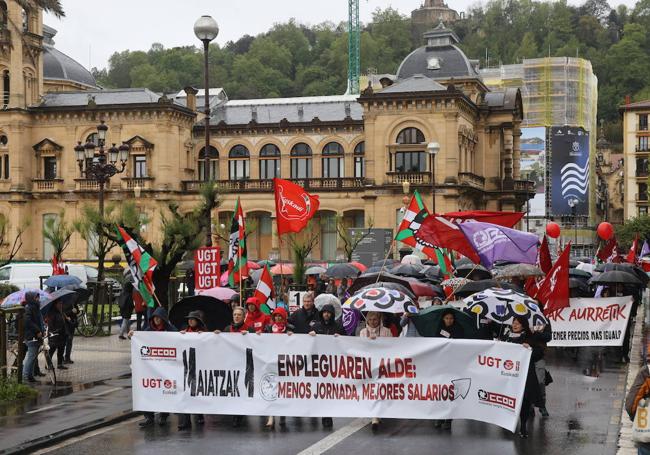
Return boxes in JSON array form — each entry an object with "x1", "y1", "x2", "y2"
[{"x1": 45, "y1": 0, "x2": 637, "y2": 71}]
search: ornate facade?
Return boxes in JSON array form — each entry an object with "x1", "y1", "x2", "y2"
[{"x1": 0, "y1": 3, "x2": 533, "y2": 262}]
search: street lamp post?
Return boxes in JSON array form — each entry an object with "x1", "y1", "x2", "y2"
[
  {"x1": 194, "y1": 15, "x2": 219, "y2": 247},
  {"x1": 427, "y1": 142, "x2": 440, "y2": 214}
]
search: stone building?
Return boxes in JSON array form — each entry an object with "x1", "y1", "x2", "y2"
[
  {"x1": 411, "y1": 1, "x2": 461, "y2": 44},
  {"x1": 0, "y1": 2, "x2": 533, "y2": 263},
  {"x1": 621, "y1": 99, "x2": 650, "y2": 220}
]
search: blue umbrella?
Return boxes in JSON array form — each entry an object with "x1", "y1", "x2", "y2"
[
  {"x1": 44, "y1": 275, "x2": 82, "y2": 289},
  {"x1": 1, "y1": 289, "x2": 51, "y2": 309}
]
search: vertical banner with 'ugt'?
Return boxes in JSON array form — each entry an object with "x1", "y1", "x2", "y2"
[{"x1": 194, "y1": 247, "x2": 220, "y2": 291}]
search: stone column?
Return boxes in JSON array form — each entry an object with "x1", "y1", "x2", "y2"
[
  {"x1": 513, "y1": 129, "x2": 522, "y2": 180},
  {"x1": 503, "y1": 127, "x2": 514, "y2": 188}
]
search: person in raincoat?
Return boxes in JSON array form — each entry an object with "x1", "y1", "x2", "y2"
[
  {"x1": 433, "y1": 309, "x2": 465, "y2": 430},
  {"x1": 178, "y1": 310, "x2": 207, "y2": 430},
  {"x1": 359, "y1": 311, "x2": 392, "y2": 432},
  {"x1": 118, "y1": 281, "x2": 135, "y2": 340},
  {"x1": 47, "y1": 300, "x2": 69, "y2": 370},
  {"x1": 22, "y1": 291, "x2": 44, "y2": 382},
  {"x1": 288, "y1": 292, "x2": 320, "y2": 334},
  {"x1": 503, "y1": 315, "x2": 543, "y2": 438},
  {"x1": 244, "y1": 296, "x2": 271, "y2": 333},
  {"x1": 262, "y1": 307, "x2": 293, "y2": 429},
  {"x1": 128, "y1": 306, "x2": 177, "y2": 428}
]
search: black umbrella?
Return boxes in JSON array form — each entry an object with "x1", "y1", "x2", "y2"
[
  {"x1": 372, "y1": 258, "x2": 400, "y2": 268},
  {"x1": 455, "y1": 263, "x2": 492, "y2": 280},
  {"x1": 569, "y1": 259, "x2": 581, "y2": 268},
  {"x1": 454, "y1": 257, "x2": 474, "y2": 268},
  {"x1": 589, "y1": 270, "x2": 642, "y2": 286},
  {"x1": 365, "y1": 266, "x2": 383, "y2": 274},
  {"x1": 597, "y1": 263, "x2": 650, "y2": 286},
  {"x1": 41, "y1": 288, "x2": 78, "y2": 315},
  {"x1": 569, "y1": 269, "x2": 592, "y2": 279},
  {"x1": 390, "y1": 263, "x2": 424, "y2": 277},
  {"x1": 569, "y1": 278, "x2": 591, "y2": 295},
  {"x1": 423, "y1": 266, "x2": 441, "y2": 279},
  {"x1": 169, "y1": 295, "x2": 232, "y2": 331},
  {"x1": 453, "y1": 280, "x2": 519, "y2": 298},
  {"x1": 351, "y1": 272, "x2": 424, "y2": 297},
  {"x1": 325, "y1": 263, "x2": 360, "y2": 279}
]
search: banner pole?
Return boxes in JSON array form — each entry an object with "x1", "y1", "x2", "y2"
[
  {"x1": 442, "y1": 262, "x2": 479, "y2": 304},
  {"x1": 376, "y1": 238, "x2": 396, "y2": 284}
]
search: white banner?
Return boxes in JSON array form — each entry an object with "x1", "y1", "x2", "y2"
[
  {"x1": 132, "y1": 333, "x2": 531, "y2": 432},
  {"x1": 547, "y1": 296, "x2": 633, "y2": 347}
]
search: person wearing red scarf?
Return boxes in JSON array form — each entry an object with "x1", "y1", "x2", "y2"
[
  {"x1": 262, "y1": 307, "x2": 293, "y2": 429},
  {"x1": 178, "y1": 310, "x2": 207, "y2": 430}
]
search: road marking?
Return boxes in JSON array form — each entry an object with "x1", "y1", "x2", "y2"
[
  {"x1": 92, "y1": 387, "x2": 123, "y2": 397},
  {"x1": 33, "y1": 417, "x2": 139, "y2": 454},
  {"x1": 26, "y1": 404, "x2": 61, "y2": 414},
  {"x1": 296, "y1": 418, "x2": 369, "y2": 455}
]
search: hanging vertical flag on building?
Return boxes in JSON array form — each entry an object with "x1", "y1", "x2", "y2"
[
  {"x1": 116, "y1": 226, "x2": 158, "y2": 308},
  {"x1": 255, "y1": 265, "x2": 275, "y2": 315},
  {"x1": 274, "y1": 178, "x2": 320, "y2": 235},
  {"x1": 535, "y1": 243, "x2": 571, "y2": 315},
  {"x1": 626, "y1": 234, "x2": 639, "y2": 264},
  {"x1": 538, "y1": 235, "x2": 553, "y2": 274},
  {"x1": 395, "y1": 190, "x2": 438, "y2": 259},
  {"x1": 228, "y1": 199, "x2": 248, "y2": 287}
]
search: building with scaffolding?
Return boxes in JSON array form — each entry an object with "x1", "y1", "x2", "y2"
[{"x1": 480, "y1": 58, "x2": 598, "y2": 256}]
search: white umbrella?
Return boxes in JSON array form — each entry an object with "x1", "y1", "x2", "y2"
[
  {"x1": 305, "y1": 266, "x2": 327, "y2": 276},
  {"x1": 314, "y1": 293, "x2": 342, "y2": 319},
  {"x1": 401, "y1": 254, "x2": 422, "y2": 266}
]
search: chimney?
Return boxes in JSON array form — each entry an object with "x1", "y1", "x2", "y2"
[
  {"x1": 184, "y1": 86, "x2": 198, "y2": 112},
  {"x1": 298, "y1": 105, "x2": 304, "y2": 120},
  {"x1": 251, "y1": 106, "x2": 258, "y2": 123},
  {"x1": 344, "y1": 103, "x2": 351, "y2": 118}
]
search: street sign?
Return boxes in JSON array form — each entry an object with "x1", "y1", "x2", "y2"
[
  {"x1": 194, "y1": 247, "x2": 220, "y2": 290},
  {"x1": 348, "y1": 228, "x2": 393, "y2": 267}
]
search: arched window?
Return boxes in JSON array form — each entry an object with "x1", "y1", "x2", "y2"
[
  {"x1": 0, "y1": 2, "x2": 7, "y2": 29},
  {"x1": 354, "y1": 141, "x2": 365, "y2": 178},
  {"x1": 396, "y1": 127, "x2": 425, "y2": 144},
  {"x1": 395, "y1": 127, "x2": 426, "y2": 173},
  {"x1": 198, "y1": 146, "x2": 219, "y2": 181},
  {"x1": 21, "y1": 8, "x2": 28, "y2": 32},
  {"x1": 259, "y1": 144, "x2": 280, "y2": 179},
  {"x1": 228, "y1": 145, "x2": 250, "y2": 181},
  {"x1": 290, "y1": 143, "x2": 312, "y2": 179},
  {"x1": 322, "y1": 142, "x2": 344, "y2": 178}
]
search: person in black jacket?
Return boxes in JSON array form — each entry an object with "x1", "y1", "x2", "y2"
[
  {"x1": 47, "y1": 301, "x2": 69, "y2": 370},
  {"x1": 22, "y1": 291, "x2": 44, "y2": 382},
  {"x1": 434, "y1": 309, "x2": 464, "y2": 430},
  {"x1": 309, "y1": 303, "x2": 344, "y2": 429},
  {"x1": 62, "y1": 299, "x2": 78, "y2": 364},
  {"x1": 310, "y1": 304, "x2": 345, "y2": 336},
  {"x1": 503, "y1": 315, "x2": 543, "y2": 438},
  {"x1": 288, "y1": 292, "x2": 320, "y2": 334},
  {"x1": 118, "y1": 281, "x2": 135, "y2": 340}
]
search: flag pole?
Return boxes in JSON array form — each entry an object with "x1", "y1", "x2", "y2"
[
  {"x1": 238, "y1": 236, "x2": 243, "y2": 300},
  {"x1": 376, "y1": 238, "x2": 396, "y2": 284},
  {"x1": 442, "y1": 262, "x2": 480, "y2": 304}
]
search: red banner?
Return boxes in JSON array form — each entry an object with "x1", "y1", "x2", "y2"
[
  {"x1": 442, "y1": 211, "x2": 524, "y2": 228},
  {"x1": 194, "y1": 247, "x2": 220, "y2": 290}
]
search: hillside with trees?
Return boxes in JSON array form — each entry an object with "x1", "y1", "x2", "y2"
[{"x1": 92, "y1": 1, "x2": 650, "y2": 142}]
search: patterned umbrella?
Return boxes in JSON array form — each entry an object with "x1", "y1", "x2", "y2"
[
  {"x1": 343, "y1": 287, "x2": 417, "y2": 314},
  {"x1": 440, "y1": 277, "x2": 471, "y2": 288},
  {"x1": 1, "y1": 289, "x2": 51, "y2": 309},
  {"x1": 462, "y1": 287, "x2": 549, "y2": 327}
]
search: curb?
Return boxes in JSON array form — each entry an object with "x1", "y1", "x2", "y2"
[{"x1": 0, "y1": 409, "x2": 139, "y2": 455}]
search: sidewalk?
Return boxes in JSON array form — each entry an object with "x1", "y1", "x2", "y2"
[
  {"x1": 0, "y1": 331, "x2": 135, "y2": 454},
  {"x1": 617, "y1": 304, "x2": 647, "y2": 454}
]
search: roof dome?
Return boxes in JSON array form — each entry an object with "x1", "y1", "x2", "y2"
[
  {"x1": 42, "y1": 25, "x2": 97, "y2": 88},
  {"x1": 396, "y1": 22, "x2": 479, "y2": 81}
]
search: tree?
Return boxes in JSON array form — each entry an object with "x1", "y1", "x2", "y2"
[
  {"x1": 286, "y1": 222, "x2": 320, "y2": 286},
  {"x1": 42, "y1": 210, "x2": 73, "y2": 262},
  {"x1": 18, "y1": 0, "x2": 64, "y2": 17},
  {"x1": 335, "y1": 216, "x2": 374, "y2": 262},
  {"x1": 615, "y1": 215, "x2": 650, "y2": 248},
  {"x1": 0, "y1": 214, "x2": 30, "y2": 268}
]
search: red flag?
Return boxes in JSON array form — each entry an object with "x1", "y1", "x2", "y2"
[
  {"x1": 538, "y1": 235, "x2": 553, "y2": 274},
  {"x1": 274, "y1": 178, "x2": 320, "y2": 235},
  {"x1": 254, "y1": 265, "x2": 275, "y2": 307},
  {"x1": 442, "y1": 211, "x2": 524, "y2": 228},
  {"x1": 51, "y1": 256, "x2": 65, "y2": 275},
  {"x1": 626, "y1": 234, "x2": 639, "y2": 264},
  {"x1": 596, "y1": 237, "x2": 617, "y2": 263},
  {"x1": 417, "y1": 216, "x2": 480, "y2": 263},
  {"x1": 536, "y1": 243, "x2": 570, "y2": 315},
  {"x1": 524, "y1": 276, "x2": 539, "y2": 297}
]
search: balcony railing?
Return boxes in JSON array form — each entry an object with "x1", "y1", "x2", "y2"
[
  {"x1": 513, "y1": 180, "x2": 535, "y2": 192},
  {"x1": 182, "y1": 178, "x2": 366, "y2": 193},
  {"x1": 32, "y1": 179, "x2": 63, "y2": 191},
  {"x1": 458, "y1": 172, "x2": 486, "y2": 189},
  {"x1": 75, "y1": 178, "x2": 101, "y2": 191},
  {"x1": 636, "y1": 170, "x2": 649, "y2": 178},
  {"x1": 636, "y1": 146, "x2": 650, "y2": 153},
  {"x1": 386, "y1": 172, "x2": 431, "y2": 185},
  {"x1": 122, "y1": 177, "x2": 154, "y2": 190}
]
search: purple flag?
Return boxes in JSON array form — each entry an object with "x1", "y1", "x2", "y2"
[
  {"x1": 458, "y1": 222, "x2": 539, "y2": 269},
  {"x1": 641, "y1": 240, "x2": 650, "y2": 258}
]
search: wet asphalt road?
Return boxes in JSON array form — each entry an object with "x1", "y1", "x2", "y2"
[{"x1": 38, "y1": 347, "x2": 628, "y2": 455}]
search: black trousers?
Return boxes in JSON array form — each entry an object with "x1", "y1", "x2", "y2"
[
  {"x1": 63, "y1": 334, "x2": 73, "y2": 361},
  {"x1": 52, "y1": 339, "x2": 67, "y2": 366}
]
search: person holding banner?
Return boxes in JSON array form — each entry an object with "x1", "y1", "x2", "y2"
[
  {"x1": 262, "y1": 307, "x2": 293, "y2": 429},
  {"x1": 131, "y1": 307, "x2": 177, "y2": 428},
  {"x1": 360, "y1": 311, "x2": 393, "y2": 432},
  {"x1": 503, "y1": 316, "x2": 543, "y2": 438},
  {"x1": 433, "y1": 309, "x2": 465, "y2": 430},
  {"x1": 219, "y1": 307, "x2": 249, "y2": 333},
  {"x1": 289, "y1": 292, "x2": 320, "y2": 334},
  {"x1": 178, "y1": 311, "x2": 207, "y2": 431}
]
